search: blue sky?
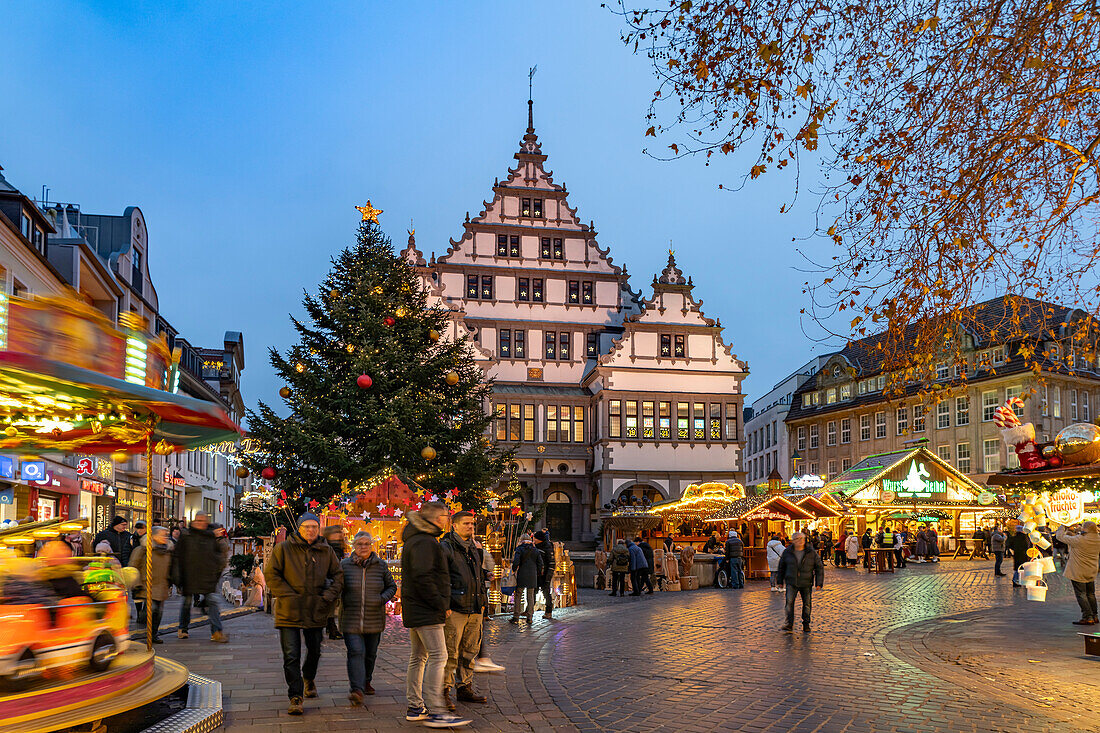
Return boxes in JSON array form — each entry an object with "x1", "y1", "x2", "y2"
[{"x1": 0, "y1": 1, "x2": 842, "y2": 416}]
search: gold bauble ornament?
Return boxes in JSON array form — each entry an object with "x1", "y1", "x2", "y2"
[
  {"x1": 421, "y1": 446, "x2": 437, "y2": 461},
  {"x1": 329, "y1": 289, "x2": 340, "y2": 299},
  {"x1": 295, "y1": 363, "x2": 306, "y2": 373},
  {"x1": 154, "y1": 439, "x2": 174, "y2": 455},
  {"x1": 373, "y1": 286, "x2": 383, "y2": 295},
  {"x1": 279, "y1": 386, "x2": 292, "y2": 399},
  {"x1": 445, "y1": 371, "x2": 460, "y2": 386},
  {"x1": 429, "y1": 329, "x2": 440, "y2": 342},
  {"x1": 236, "y1": 466, "x2": 250, "y2": 479},
  {"x1": 1054, "y1": 423, "x2": 1100, "y2": 465},
  {"x1": 396, "y1": 307, "x2": 407, "y2": 318}
]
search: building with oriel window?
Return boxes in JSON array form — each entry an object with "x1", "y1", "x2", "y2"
[{"x1": 403, "y1": 100, "x2": 747, "y2": 543}]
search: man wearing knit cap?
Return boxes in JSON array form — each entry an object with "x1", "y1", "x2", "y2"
[{"x1": 268, "y1": 512, "x2": 344, "y2": 716}]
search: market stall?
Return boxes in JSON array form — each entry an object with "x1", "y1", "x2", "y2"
[
  {"x1": 648, "y1": 482, "x2": 746, "y2": 550},
  {"x1": 704, "y1": 495, "x2": 815, "y2": 578}
]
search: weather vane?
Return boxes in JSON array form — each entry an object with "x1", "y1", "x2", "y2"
[{"x1": 529, "y1": 65, "x2": 537, "y2": 99}]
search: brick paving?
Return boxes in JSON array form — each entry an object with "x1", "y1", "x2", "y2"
[{"x1": 151, "y1": 561, "x2": 1099, "y2": 732}]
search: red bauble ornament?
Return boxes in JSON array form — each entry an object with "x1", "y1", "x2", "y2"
[
  {"x1": 1047, "y1": 454, "x2": 1064, "y2": 469},
  {"x1": 383, "y1": 316, "x2": 396, "y2": 326},
  {"x1": 357, "y1": 374, "x2": 373, "y2": 389},
  {"x1": 261, "y1": 467, "x2": 277, "y2": 480}
]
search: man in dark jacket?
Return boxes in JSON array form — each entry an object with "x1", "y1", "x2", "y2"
[
  {"x1": 776, "y1": 531, "x2": 825, "y2": 632},
  {"x1": 861, "y1": 529, "x2": 874, "y2": 568},
  {"x1": 724, "y1": 530, "x2": 745, "y2": 589},
  {"x1": 635, "y1": 536, "x2": 655, "y2": 594},
  {"x1": 401, "y1": 502, "x2": 469, "y2": 728},
  {"x1": 268, "y1": 512, "x2": 344, "y2": 716},
  {"x1": 534, "y1": 530, "x2": 558, "y2": 615},
  {"x1": 94, "y1": 515, "x2": 132, "y2": 565},
  {"x1": 511, "y1": 534, "x2": 544, "y2": 619},
  {"x1": 1005, "y1": 525, "x2": 1033, "y2": 587},
  {"x1": 172, "y1": 511, "x2": 229, "y2": 643},
  {"x1": 440, "y1": 511, "x2": 488, "y2": 710}
]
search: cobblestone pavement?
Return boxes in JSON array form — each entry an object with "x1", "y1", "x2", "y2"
[{"x1": 153, "y1": 561, "x2": 1098, "y2": 732}]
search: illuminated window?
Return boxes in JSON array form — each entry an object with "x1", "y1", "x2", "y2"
[
  {"x1": 839, "y1": 383, "x2": 851, "y2": 401},
  {"x1": 573, "y1": 406, "x2": 584, "y2": 442},
  {"x1": 1053, "y1": 386, "x2": 1061, "y2": 418},
  {"x1": 677, "y1": 403, "x2": 689, "y2": 439},
  {"x1": 626, "y1": 401, "x2": 638, "y2": 438},
  {"x1": 609, "y1": 400, "x2": 621, "y2": 438},
  {"x1": 693, "y1": 403, "x2": 705, "y2": 439},
  {"x1": 643, "y1": 402, "x2": 655, "y2": 438},
  {"x1": 710, "y1": 403, "x2": 721, "y2": 439},
  {"x1": 509, "y1": 404, "x2": 521, "y2": 441},
  {"x1": 495, "y1": 404, "x2": 506, "y2": 441},
  {"x1": 523, "y1": 404, "x2": 535, "y2": 441},
  {"x1": 547, "y1": 405, "x2": 558, "y2": 442},
  {"x1": 725, "y1": 404, "x2": 737, "y2": 440},
  {"x1": 659, "y1": 402, "x2": 671, "y2": 439},
  {"x1": 826, "y1": 388, "x2": 836, "y2": 405}
]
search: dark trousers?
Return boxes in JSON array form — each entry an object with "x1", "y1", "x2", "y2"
[
  {"x1": 862, "y1": 548, "x2": 872, "y2": 568},
  {"x1": 1072, "y1": 580, "x2": 1098, "y2": 620},
  {"x1": 728, "y1": 558, "x2": 744, "y2": 588},
  {"x1": 344, "y1": 632, "x2": 382, "y2": 694},
  {"x1": 639, "y1": 569, "x2": 654, "y2": 593},
  {"x1": 144, "y1": 599, "x2": 164, "y2": 640},
  {"x1": 895, "y1": 548, "x2": 906, "y2": 568},
  {"x1": 538, "y1": 579, "x2": 554, "y2": 615},
  {"x1": 784, "y1": 584, "x2": 813, "y2": 627},
  {"x1": 611, "y1": 571, "x2": 626, "y2": 596},
  {"x1": 993, "y1": 551, "x2": 1004, "y2": 574},
  {"x1": 279, "y1": 627, "x2": 323, "y2": 699},
  {"x1": 629, "y1": 569, "x2": 644, "y2": 594},
  {"x1": 833, "y1": 549, "x2": 845, "y2": 566}
]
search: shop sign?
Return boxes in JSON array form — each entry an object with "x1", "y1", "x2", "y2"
[
  {"x1": 162, "y1": 467, "x2": 186, "y2": 487},
  {"x1": 883, "y1": 459, "x2": 946, "y2": 498},
  {"x1": 77, "y1": 456, "x2": 114, "y2": 483},
  {"x1": 0, "y1": 455, "x2": 13, "y2": 480},
  {"x1": 0, "y1": 488, "x2": 13, "y2": 505},
  {"x1": 790, "y1": 474, "x2": 825, "y2": 490},
  {"x1": 1048, "y1": 488, "x2": 1086, "y2": 524},
  {"x1": 743, "y1": 508, "x2": 792, "y2": 521},
  {"x1": 881, "y1": 490, "x2": 897, "y2": 503},
  {"x1": 19, "y1": 460, "x2": 46, "y2": 482},
  {"x1": 977, "y1": 491, "x2": 996, "y2": 506},
  {"x1": 80, "y1": 479, "x2": 105, "y2": 496}
]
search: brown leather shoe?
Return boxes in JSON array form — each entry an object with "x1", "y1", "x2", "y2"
[
  {"x1": 442, "y1": 687, "x2": 456, "y2": 712},
  {"x1": 456, "y1": 685, "x2": 487, "y2": 704},
  {"x1": 288, "y1": 697, "x2": 303, "y2": 715},
  {"x1": 303, "y1": 679, "x2": 318, "y2": 699},
  {"x1": 210, "y1": 631, "x2": 228, "y2": 643},
  {"x1": 364, "y1": 683, "x2": 375, "y2": 695},
  {"x1": 348, "y1": 690, "x2": 363, "y2": 706}
]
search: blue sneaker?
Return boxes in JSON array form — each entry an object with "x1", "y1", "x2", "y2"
[
  {"x1": 405, "y1": 706, "x2": 429, "y2": 721},
  {"x1": 423, "y1": 712, "x2": 472, "y2": 728}
]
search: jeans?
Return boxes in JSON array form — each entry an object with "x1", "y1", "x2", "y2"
[
  {"x1": 279, "y1": 627, "x2": 323, "y2": 699},
  {"x1": 444, "y1": 611, "x2": 482, "y2": 689},
  {"x1": 407, "y1": 624, "x2": 446, "y2": 712},
  {"x1": 611, "y1": 571, "x2": 626, "y2": 596},
  {"x1": 144, "y1": 598, "x2": 164, "y2": 640},
  {"x1": 1072, "y1": 580, "x2": 1098, "y2": 620},
  {"x1": 728, "y1": 558, "x2": 745, "y2": 588},
  {"x1": 538, "y1": 579, "x2": 555, "y2": 614},
  {"x1": 993, "y1": 551, "x2": 1004, "y2": 575},
  {"x1": 178, "y1": 593, "x2": 223, "y2": 633},
  {"x1": 769, "y1": 570, "x2": 779, "y2": 588},
  {"x1": 784, "y1": 584, "x2": 813, "y2": 627},
  {"x1": 513, "y1": 586, "x2": 537, "y2": 618},
  {"x1": 1012, "y1": 555, "x2": 1027, "y2": 584},
  {"x1": 344, "y1": 632, "x2": 381, "y2": 694}
]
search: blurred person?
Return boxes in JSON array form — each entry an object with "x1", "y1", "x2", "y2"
[
  {"x1": 625, "y1": 538, "x2": 645, "y2": 596},
  {"x1": 269, "y1": 512, "x2": 344, "y2": 716},
  {"x1": 989, "y1": 525, "x2": 1008, "y2": 577},
  {"x1": 130, "y1": 526, "x2": 173, "y2": 644},
  {"x1": 844, "y1": 531, "x2": 860, "y2": 567},
  {"x1": 861, "y1": 529, "x2": 874, "y2": 568},
  {"x1": 766, "y1": 533, "x2": 786, "y2": 591},
  {"x1": 1056, "y1": 521, "x2": 1100, "y2": 625},
  {"x1": 172, "y1": 511, "x2": 229, "y2": 642},
  {"x1": 533, "y1": 530, "x2": 558, "y2": 615},
  {"x1": 94, "y1": 516, "x2": 132, "y2": 564},
  {"x1": 776, "y1": 532, "x2": 824, "y2": 632},
  {"x1": 340, "y1": 531, "x2": 396, "y2": 706},
  {"x1": 401, "y1": 502, "x2": 470, "y2": 728},
  {"x1": 511, "y1": 533, "x2": 543, "y2": 617},
  {"x1": 635, "y1": 536, "x2": 655, "y2": 595},
  {"x1": 324, "y1": 525, "x2": 348, "y2": 640},
  {"x1": 440, "y1": 511, "x2": 488, "y2": 711},
  {"x1": 609, "y1": 539, "x2": 630, "y2": 597},
  {"x1": 472, "y1": 536, "x2": 505, "y2": 674},
  {"x1": 1006, "y1": 525, "x2": 1032, "y2": 587},
  {"x1": 702, "y1": 531, "x2": 721, "y2": 554}
]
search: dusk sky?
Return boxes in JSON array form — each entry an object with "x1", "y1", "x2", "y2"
[{"x1": 1, "y1": 2, "x2": 842, "y2": 419}]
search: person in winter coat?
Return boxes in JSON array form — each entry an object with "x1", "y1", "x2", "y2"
[
  {"x1": 989, "y1": 526, "x2": 1008, "y2": 577},
  {"x1": 893, "y1": 530, "x2": 907, "y2": 569},
  {"x1": 534, "y1": 530, "x2": 558, "y2": 617},
  {"x1": 129, "y1": 526, "x2": 173, "y2": 644},
  {"x1": 268, "y1": 512, "x2": 345, "y2": 716},
  {"x1": 925, "y1": 526, "x2": 940, "y2": 562},
  {"x1": 511, "y1": 533, "x2": 544, "y2": 620},
  {"x1": 635, "y1": 536, "x2": 655, "y2": 595},
  {"x1": 439, "y1": 511, "x2": 490, "y2": 711},
  {"x1": 1005, "y1": 525, "x2": 1032, "y2": 587},
  {"x1": 844, "y1": 532, "x2": 860, "y2": 567},
  {"x1": 702, "y1": 531, "x2": 722, "y2": 554},
  {"x1": 93, "y1": 516, "x2": 132, "y2": 565},
  {"x1": 724, "y1": 530, "x2": 745, "y2": 589},
  {"x1": 766, "y1": 534, "x2": 786, "y2": 591},
  {"x1": 626, "y1": 539, "x2": 646, "y2": 596},
  {"x1": 860, "y1": 529, "x2": 874, "y2": 568},
  {"x1": 609, "y1": 539, "x2": 630, "y2": 597},
  {"x1": 340, "y1": 531, "x2": 397, "y2": 706},
  {"x1": 914, "y1": 526, "x2": 929, "y2": 562},
  {"x1": 324, "y1": 525, "x2": 348, "y2": 640},
  {"x1": 400, "y1": 503, "x2": 470, "y2": 728},
  {"x1": 1056, "y1": 522, "x2": 1100, "y2": 625},
  {"x1": 775, "y1": 531, "x2": 825, "y2": 632},
  {"x1": 172, "y1": 511, "x2": 229, "y2": 643},
  {"x1": 833, "y1": 531, "x2": 848, "y2": 567}
]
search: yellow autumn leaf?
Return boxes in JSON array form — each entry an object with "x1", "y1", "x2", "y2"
[{"x1": 695, "y1": 59, "x2": 709, "y2": 80}]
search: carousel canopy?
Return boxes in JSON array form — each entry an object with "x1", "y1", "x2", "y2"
[
  {"x1": 704, "y1": 494, "x2": 815, "y2": 523},
  {"x1": 651, "y1": 482, "x2": 745, "y2": 518}
]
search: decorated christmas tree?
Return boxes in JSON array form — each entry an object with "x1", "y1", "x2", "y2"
[{"x1": 239, "y1": 206, "x2": 507, "y2": 531}]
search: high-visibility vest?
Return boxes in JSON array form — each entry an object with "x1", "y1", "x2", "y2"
[{"x1": 881, "y1": 531, "x2": 894, "y2": 546}]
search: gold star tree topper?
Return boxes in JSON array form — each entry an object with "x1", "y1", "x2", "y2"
[{"x1": 356, "y1": 201, "x2": 383, "y2": 223}]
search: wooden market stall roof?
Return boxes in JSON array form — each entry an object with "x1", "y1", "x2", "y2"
[
  {"x1": 793, "y1": 494, "x2": 843, "y2": 518},
  {"x1": 822, "y1": 446, "x2": 984, "y2": 500},
  {"x1": 650, "y1": 482, "x2": 746, "y2": 518},
  {"x1": 704, "y1": 494, "x2": 815, "y2": 523}
]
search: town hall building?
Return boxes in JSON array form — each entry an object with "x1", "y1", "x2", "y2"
[{"x1": 403, "y1": 101, "x2": 747, "y2": 542}]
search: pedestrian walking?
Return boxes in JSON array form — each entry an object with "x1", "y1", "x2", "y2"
[
  {"x1": 821, "y1": 529, "x2": 835, "y2": 567},
  {"x1": 860, "y1": 529, "x2": 873, "y2": 568},
  {"x1": 533, "y1": 530, "x2": 557, "y2": 616},
  {"x1": 833, "y1": 530, "x2": 847, "y2": 567},
  {"x1": 914, "y1": 525, "x2": 928, "y2": 562},
  {"x1": 1055, "y1": 522, "x2": 1100, "y2": 625},
  {"x1": 1005, "y1": 525, "x2": 1032, "y2": 587},
  {"x1": 635, "y1": 536, "x2": 655, "y2": 594},
  {"x1": 129, "y1": 526, "x2": 173, "y2": 644},
  {"x1": 766, "y1": 533, "x2": 785, "y2": 591},
  {"x1": 340, "y1": 531, "x2": 397, "y2": 706},
  {"x1": 511, "y1": 533, "x2": 543, "y2": 619},
  {"x1": 440, "y1": 511, "x2": 489, "y2": 711},
  {"x1": 268, "y1": 512, "x2": 344, "y2": 716},
  {"x1": 400, "y1": 502, "x2": 470, "y2": 728},
  {"x1": 94, "y1": 516, "x2": 132, "y2": 565},
  {"x1": 844, "y1": 531, "x2": 860, "y2": 567},
  {"x1": 776, "y1": 532, "x2": 824, "y2": 632},
  {"x1": 324, "y1": 525, "x2": 348, "y2": 640},
  {"x1": 172, "y1": 511, "x2": 229, "y2": 643},
  {"x1": 724, "y1": 530, "x2": 745, "y2": 589},
  {"x1": 989, "y1": 525, "x2": 1007, "y2": 577},
  {"x1": 609, "y1": 539, "x2": 629, "y2": 597},
  {"x1": 626, "y1": 538, "x2": 646, "y2": 596}
]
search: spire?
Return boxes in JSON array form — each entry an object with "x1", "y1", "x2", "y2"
[{"x1": 516, "y1": 66, "x2": 544, "y2": 159}]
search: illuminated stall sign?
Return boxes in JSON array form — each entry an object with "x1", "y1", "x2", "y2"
[
  {"x1": 881, "y1": 459, "x2": 947, "y2": 498},
  {"x1": 790, "y1": 474, "x2": 825, "y2": 490},
  {"x1": 162, "y1": 467, "x2": 186, "y2": 487},
  {"x1": 1048, "y1": 488, "x2": 1086, "y2": 524},
  {"x1": 743, "y1": 508, "x2": 795, "y2": 521}
]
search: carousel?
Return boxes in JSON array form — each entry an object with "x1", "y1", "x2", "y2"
[{"x1": 0, "y1": 293, "x2": 240, "y2": 732}]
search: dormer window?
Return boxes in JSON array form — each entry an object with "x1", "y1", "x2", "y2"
[
  {"x1": 533, "y1": 199, "x2": 543, "y2": 218},
  {"x1": 522, "y1": 198, "x2": 532, "y2": 217}
]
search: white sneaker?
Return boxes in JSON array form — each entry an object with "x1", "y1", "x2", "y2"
[
  {"x1": 424, "y1": 712, "x2": 472, "y2": 728},
  {"x1": 472, "y1": 656, "x2": 506, "y2": 673}
]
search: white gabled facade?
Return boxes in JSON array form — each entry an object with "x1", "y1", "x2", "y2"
[{"x1": 405, "y1": 102, "x2": 747, "y2": 542}]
